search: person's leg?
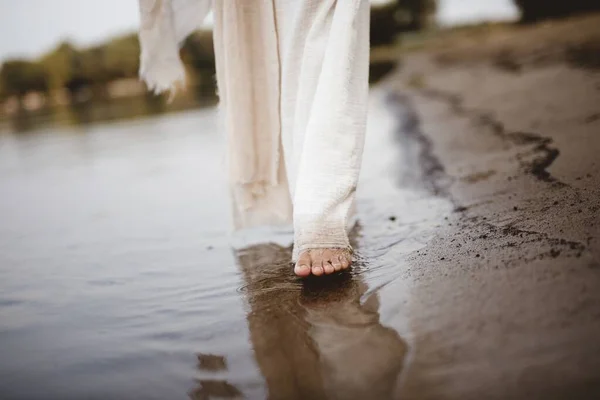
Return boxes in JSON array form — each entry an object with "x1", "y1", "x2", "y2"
[{"x1": 274, "y1": 0, "x2": 370, "y2": 276}]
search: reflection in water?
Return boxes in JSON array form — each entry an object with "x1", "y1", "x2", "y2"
[
  {"x1": 0, "y1": 94, "x2": 207, "y2": 133},
  {"x1": 190, "y1": 355, "x2": 242, "y2": 399},
  {"x1": 0, "y1": 88, "x2": 422, "y2": 399},
  {"x1": 229, "y1": 243, "x2": 407, "y2": 400}
]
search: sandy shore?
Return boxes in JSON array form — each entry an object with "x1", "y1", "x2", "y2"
[{"x1": 384, "y1": 13, "x2": 600, "y2": 399}]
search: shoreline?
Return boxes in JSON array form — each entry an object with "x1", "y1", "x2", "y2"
[{"x1": 382, "y1": 13, "x2": 600, "y2": 398}]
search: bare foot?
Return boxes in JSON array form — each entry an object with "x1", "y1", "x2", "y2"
[{"x1": 294, "y1": 248, "x2": 352, "y2": 277}]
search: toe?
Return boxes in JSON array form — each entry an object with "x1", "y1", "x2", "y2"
[
  {"x1": 321, "y1": 250, "x2": 336, "y2": 274},
  {"x1": 294, "y1": 263, "x2": 311, "y2": 277},
  {"x1": 311, "y1": 251, "x2": 325, "y2": 276},
  {"x1": 331, "y1": 257, "x2": 343, "y2": 271},
  {"x1": 312, "y1": 264, "x2": 324, "y2": 276},
  {"x1": 294, "y1": 252, "x2": 312, "y2": 277},
  {"x1": 339, "y1": 254, "x2": 351, "y2": 270}
]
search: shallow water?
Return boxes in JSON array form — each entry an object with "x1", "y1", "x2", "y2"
[{"x1": 0, "y1": 89, "x2": 452, "y2": 399}]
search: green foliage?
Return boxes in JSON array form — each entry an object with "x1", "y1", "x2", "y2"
[
  {"x1": 0, "y1": 2, "x2": 435, "y2": 101},
  {"x1": 181, "y1": 30, "x2": 215, "y2": 71},
  {"x1": 39, "y1": 34, "x2": 141, "y2": 92},
  {"x1": 0, "y1": 33, "x2": 142, "y2": 101},
  {"x1": 371, "y1": 3, "x2": 401, "y2": 46},
  {"x1": 0, "y1": 59, "x2": 48, "y2": 98},
  {"x1": 40, "y1": 42, "x2": 78, "y2": 90},
  {"x1": 514, "y1": 0, "x2": 600, "y2": 23},
  {"x1": 399, "y1": 0, "x2": 437, "y2": 31},
  {"x1": 371, "y1": 0, "x2": 437, "y2": 46},
  {"x1": 102, "y1": 34, "x2": 141, "y2": 80}
]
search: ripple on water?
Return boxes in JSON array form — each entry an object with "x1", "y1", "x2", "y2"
[{"x1": 0, "y1": 90, "x2": 458, "y2": 399}]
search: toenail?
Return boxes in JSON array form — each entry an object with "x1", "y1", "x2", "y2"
[{"x1": 294, "y1": 264, "x2": 310, "y2": 276}]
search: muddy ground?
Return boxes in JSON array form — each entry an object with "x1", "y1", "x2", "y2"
[{"x1": 383, "y1": 13, "x2": 600, "y2": 399}]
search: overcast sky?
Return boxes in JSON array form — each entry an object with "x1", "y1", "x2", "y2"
[{"x1": 0, "y1": 0, "x2": 519, "y2": 61}]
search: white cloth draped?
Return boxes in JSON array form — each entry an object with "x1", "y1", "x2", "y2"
[
  {"x1": 138, "y1": 0, "x2": 369, "y2": 259},
  {"x1": 138, "y1": 0, "x2": 212, "y2": 94}
]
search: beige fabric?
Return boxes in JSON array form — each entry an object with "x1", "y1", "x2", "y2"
[
  {"x1": 212, "y1": 1, "x2": 294, "y2": 229},
  {"x1": 270, "y1": 0, "x2": 370, "y2": 259},
  {"x1": 138, "y1": 0, "x2": 212, "y2": 95},
  {"x1": 138, "y1": 0, "x2": 370, "y2": 260}
]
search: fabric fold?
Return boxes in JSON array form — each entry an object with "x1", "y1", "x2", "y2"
[
  {"x1": 138, "y1": 0, "x2": 212, "y2": 95},
  {"x1": 138, "y1": 0, "x2": 291, "y2": 230},
  {"x1": 213, "y1": 0, "x2": 293, "y2": 229}
]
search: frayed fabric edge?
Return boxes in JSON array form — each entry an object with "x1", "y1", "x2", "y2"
[{"x1": 137, "y1": 0, "x2": 212, "y2": 98}]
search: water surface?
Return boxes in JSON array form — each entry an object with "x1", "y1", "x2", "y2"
[{"x1": 0, "y1": 89, "x2": 451, "y2": 399}]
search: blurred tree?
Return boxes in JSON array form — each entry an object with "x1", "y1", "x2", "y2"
[
  {"x1": 182, "y1": 30, "x2": 215, "y2": 71},
  {"x1": 371, "y1": 2, "x2": 401, "y2": 46},
  {"x1": 40, "y1": 42, "x2": 77, "y2": 92},
  {"x1": 40, "y1": 35, "x2": 141, "y2": 102},
  {"x1": 514, "y1": 0, "x2": 600, "y2": 23},
  {"x1": 0, "y1": 76, "x2": 3, "y2": 101},
  {"x1": 2, "y1": 1, "x2": 424, "y2": 107},
  {"x1": 0, "y1": 60, "x2": 49, "y2": 100},
  {"x1": 103, "y1": 34, "x2": 140, "y2": 80},
  {"x1": 40, "y1": 42, "x2": 95, "y2": 100},
  {"x1": 181, "y1": 30, "x2": 217, "y2": 98},
  {"x1": 399, "y1": 0, "x2": 437, "y2": 31},
  {"x1": 371, "y1": 0, "x2": 437, "y2": 46}
]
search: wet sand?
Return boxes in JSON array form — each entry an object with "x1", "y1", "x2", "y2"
[
  {"x1": 383, "y1": 14, "x2": 600, "y2": 399},
  {"x1": 1, "y1": 14, "x2": 600, "y2": 400}
]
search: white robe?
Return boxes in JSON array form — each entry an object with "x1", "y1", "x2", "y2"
[{"x1": 138, "y1": 0, "x2": 369, "y2": 260}]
